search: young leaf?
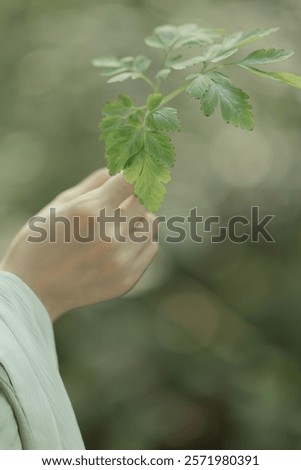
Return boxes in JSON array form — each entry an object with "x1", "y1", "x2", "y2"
[
  {"x1": 93, "y1": 56, "x2": 133, "y2": 77},
  {"x1": 145, "y1": 25, "x2": 179, "y2": 50},
  {"x1": 144, "y1": 24, "x2": 218, "y2": 52},
  {"x1": 176, "y1": 24, "x2": 221, "y2": 47},
  {"x1": 165, "y1": 55, "x2": 184, "y2": 67},
  {"x1": 93, "y1": 55, "x2": 151, "y2": 80},
  {"x1": 124, "y1": 151, "x2": 171, "y2": 212},
  {"x1": 156, "y1": 69, "x2": 171, "y2": 81},
  {"x1": 206, "y1": 72, "x2": 254, "y2": 130},
  {"x1": 106, "y1": 125, "x2": 144, "y2": 174},
  {"x1": 147, "y1": 93, "x2": 163, "y2": 111},
  {"x1": 187, "y1": 72, "x2": 254, "y2": 130},
  {"x1": 211, "y1": 48, "x2": 238, "y2": 63},
  {"x1": 170, "y1": 56, "x2": 205, "y2": 70},
  {"x1": 118, "y1": 95, "x2": 132, "y2": 108},
  {"x1": 239, "y1": 67, "x2": 301, "y2": 89},
  {"x1": 128, "y1": 109, "x2": 144, "y2": 126},
  {"x1": 204, "y1": 44, "x2": 238, "y2": 63},
  {"x1": 107, "y1": 72, "x2": 140, "y2": 83},
  {"x1": 92, "y1": 56, "x2": 123, "y2": 68},
  {"x1": 178, "y1": 23, "x2": 222, "y2": 39},
  {"x1": 223, "y1": 27, "x2": 279, "y2": 48},
  {"x1": 186, "y1": 74, "x2": 211, "y2": 98},
  {"x1": 201, "y1": 85, "x2": 219, "y2": 117},
  {"x1": 238, "y1": 49, "x2": 294, "y2": 67},
  {"x1": 123, "y1": 150, "x2": 144, "y2": 184},
  {"x1": 146, "y1": 107, "x2": 181, "y2": 132},
  {"x1": 175, "y1": 37, "x2": 208, "y2": 48},
  {"x1": 144, "y1": 131, "x2": 175, "y2": 167},
  {"x1": 102, "y1": 100, "x2": 126, "y2": 116},
  {"x1": 133, "y1": 55, "x2": 151, "y2": 73},
  {"x1": 100, "y1": 116, "x2": 125, "y2": 140}
]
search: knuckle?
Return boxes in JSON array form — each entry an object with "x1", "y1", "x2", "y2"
[
  {"x1": 93, "y1": 168, "x2": 110, "y2": 180},
  {"x1": 72, "y1": 202, "x2": 93, "y2": 220},
  {"x1": 55, "y1": 188, "x2": 75, "y2": 203}
]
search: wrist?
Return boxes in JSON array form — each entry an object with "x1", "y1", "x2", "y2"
[{"x1": 0, "y1": 259, "x2": 61, "y2": 322}]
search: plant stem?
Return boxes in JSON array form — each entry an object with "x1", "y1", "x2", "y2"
[
  {"x1": 139, "y1": 74, "x2": 156, "y2": 91},
  {"x1": 161, "y1": 83, "x2": 189, "y2": 105},
  {"x1": 201, "y1": 61, "x2": 209, "y2": 73}
]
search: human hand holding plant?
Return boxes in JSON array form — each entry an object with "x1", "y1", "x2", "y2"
[
  {"x1": 0, "y1": 170, "x2": 158, "y2": 320},
  {"x1": 94, "y1": 24, "x2": 301, "y2": 212}
]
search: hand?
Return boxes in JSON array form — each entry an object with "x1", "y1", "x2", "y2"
[{"x1": 0, "y1": 169, "x2": 158, "y2": 320}]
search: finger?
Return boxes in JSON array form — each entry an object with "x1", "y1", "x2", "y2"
[
  {"x1": 119, "y1": 195, "x2": 147, "y2": 220},
  {"x1": 56, "y1": 169, "x2": 111, "y2": 203},
  {"x1": 72, "y1": 168, "x2": 111, "y2": 196},
  {"x1": 123, "y1": 209, "x2": 158, "y2": 242},
  {"x1": 146, "y1": 212, "x2": 159, "y2": 242},
  {"x1": 117, "y1": 195, "x2": 146, "y2": 239},
  {"x1": 131, "y1": 240, "x2": 159, "y2": 279},
  {"x1": 91, "y1": 172, "x2": 134, "y2": 209},
  {"x1": 117, "y1": 240, "x2": 159, "y2": 290},
  {"x1": 125, "y1": 214, "x2": 158, "y2": 252}
]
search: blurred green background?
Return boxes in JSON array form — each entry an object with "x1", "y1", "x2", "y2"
[{"x1": 1, "y1": 0, "x2": 301, "y2": 450}]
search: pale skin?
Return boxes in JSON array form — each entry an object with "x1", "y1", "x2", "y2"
[{"x1": 0, "y1": 169, "x2": 158, "y2": 321}]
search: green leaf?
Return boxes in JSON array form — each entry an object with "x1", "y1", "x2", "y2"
[
  {"x1": 156, "y1": 69, "x2": 171, "y2": 81},
  {"x1": 102, "y1": 100, "x2": 125, "y2": 116},
  {"x1": 100, "y1": 96, "x2": 144, "y2": 149},
  {"x1": 118, "y1": 95, "x2": 132, "y2": 108},
  {"x1": 92, "y1": 56, "x2": 131, "y2": 77},
  {"x1": 162, "y1": 54, "x2": 206, "y2": 73},
  {"x1": 144, "y1": 131, "x2": 175, "y2": 167},
  {"x1": 176, "y1": 37, "x2": 208, "y2": 48},
  {"x1": 92, "y1": 56, "x2": 122, "y2": 68},
  {"x1": 93, "y1": 55, "x2": 151, "y2": 79},
  {"x1": 107, "y1": 72, "x2": 140, "y2": 83},
  {"x1": 176, "y1": 25, "x2": 221, "y2": 48},
  {"x1": 124, "y1": 151, "x2": 171, "y2": 212},
  {"x1": 102, "y1": 96, "x2": 134, "y2": 116},
  {"x1": 238, "y1": 49, "x2": 294, "y2": 67},
  {"x1": 97, "y1": 23, "x2": 301, "y2": 212},
  {"x1": 187, "y1": 72, "x2": 254, "y2": 130},
  {"x1": 171, "y1": 56, "x2": 205, "y2": 70},
  {"x1": 165, "y1": 55, "x2": 184, "y2": 67},
  {"x1": 147, "y1": 93, "x2": 163, "y2": 111},
  {"x1": 186, "y1": 74, "x2": 211, "y2": 98},
  {"x1": 147, "y1": 107, "x2": 181, "y2": 132},
  {"x1": 239, "y1": 66, "x2": 301, "y2": 89},
  {"x1": 100, "y1": 115, "x2": 124, "y2": 139},
  {"x1": 223, "y1": 27, "x2": 279, "y2": 48},
  {"x1": 106, "y1": 125, "x2": 144, "y2": 174},
  {"x1": 144, "y1": 24, "x2": 218, "y2": 52},
  {"x1": 128, "y1": 109, "x2": 144, "y2": 126},
  {"x1": 204, "y1": 44, "x2": 238, "y2": 63},
  {"x1": 145, "y1": 25, "x2": 178, "y2": 50},
  {"x1": 201, "y1": 85, "x2": 219, "y2": 117},
  {"x1": 204, "y1": 72, "x2": 254, "y2": 130},
  {"x1": 133, "y1": 55, "x2": 152, "y2": 73},
  {"x1": 178, "y1": 24, "x2": 222, "y2": 40},
  {"x1": 123, "y1": 150, "x2": 144, "y2": 184}
]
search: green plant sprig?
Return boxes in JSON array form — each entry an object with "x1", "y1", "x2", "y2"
[{"x1": 93, "y1": 24, "x2": 301, "y2": 212}]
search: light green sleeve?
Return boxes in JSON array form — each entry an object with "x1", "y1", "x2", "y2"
[
  {"x1": 0, "y1": 362, "x2": 38, "y2": 449},
  {"x1": 0, "y1": 272, "x2": 85, "y2": 450},
  {"x1": 0, "y1": 379, "x2": 22, "y2": 450}
]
